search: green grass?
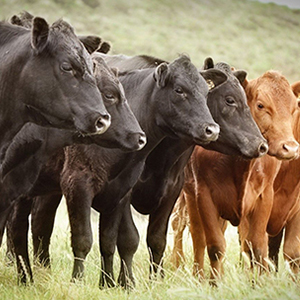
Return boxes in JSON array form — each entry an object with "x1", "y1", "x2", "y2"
[
  {"x1": 0, "y1": 200, "x2": 300, "y2": 299},
  {"x1": 1, "y1": 0, "x2": 300, "y2": 298}
]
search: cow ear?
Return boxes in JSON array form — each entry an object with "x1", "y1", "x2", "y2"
[
  {"x1": 79, "y1": 35, "x2": 101, "y2": 54},
  {"x1": 110, "y1": 67, "x2": 119, "y2": 77},
  {"x1": 241, "y1": 78, "x2": 249, "y2": 89},
  {"x1": 31, "y1": 17, "x2": 49, "y2": 53},
  {"x1": 203, "y1": 57, "x2": 214, "y2": 70},
  {"x1": 98, "y1": 41, "x2": 111, "y2": 54},
  {"x1": 233, "y1": 70, "x2": 247, "y2": 85},
  {"x1": 291, "y1": 82, "x2": 300, "y2": 106},
  {"x1": 153, "y1": 63, "x2": 169, "y2": 88},
  {"x1": 200, "y1": 69, "x2": 227, "y2": 90},
  {"x1": 10, "y1": 15, "x2": 22, "y2": 26}
]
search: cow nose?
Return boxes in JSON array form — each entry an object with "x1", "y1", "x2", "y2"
[
  {"x1": 204, "y1": 124, "x2": 220, "y2": 141},
  {"x1": 257, "y1": 141, "x2": 269, "y2": 157},
  {"x1": 95, "y1": 114, "x2": 111, "y2": 134},
  {"x1": 137, "y1": 133, "x2": 147, "y2": 150},
  {"x1": 282, "y1": 140, "x2": 299, "y2": 159}
]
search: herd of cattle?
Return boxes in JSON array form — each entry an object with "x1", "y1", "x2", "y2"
[{"x1": 0, "y1": 10, "x2": 300, "y2": 289}]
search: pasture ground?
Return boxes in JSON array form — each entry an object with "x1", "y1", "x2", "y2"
[{"x1": 0, "y1": 198, "x2": 299, "y2": 300}]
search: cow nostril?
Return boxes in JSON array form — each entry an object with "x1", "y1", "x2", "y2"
[
  {"x1": 95, "y1": 114, "x2": 111, "y2": 134},
  {"x1": 137, "y1": 133, "x2": 147, "y2": 150},
  {"x1": 258, "y1": 142, "x2": 268, "y2": 156},
  {"x1": 206, "y1": 127, "x2": 213, "y2": 136},
  {"x1": 205, "y1": 124, "x2": 220, "y2": 140},
  {"x1": 283, "y1": 142, "x2": 299, "y2": 154}
]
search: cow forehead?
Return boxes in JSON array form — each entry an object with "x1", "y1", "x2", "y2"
[
  {"x1": 95, "y1": 63, "x2": 120, "y2": 89},
  {"x1": 171, "y1": 59, "x2": 199, "y2": 78},
  {"x1": 169, "y1": 61, "x2": 206, "y2": 92},
  {"x1": 48, "y1": 24, "x2": 93, "y2": 72},
  {"x1": 256, "y1": 76, "x2": 295, "y2": 104},
  {"x1": 214, "y1": 77, "x2": 246, "y2": 101}
]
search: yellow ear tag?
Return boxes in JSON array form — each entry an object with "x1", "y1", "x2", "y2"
[{"x1": 206, "y1": 79, "x2": 215, "y2": 90}]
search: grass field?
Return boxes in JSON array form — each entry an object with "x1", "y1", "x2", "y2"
[
  {"x1": 0, "y1": 199, "x2": 300, "y2": 299},
  {"x1": 1, "y1": 0, "x2": 300, "y2": 298}
]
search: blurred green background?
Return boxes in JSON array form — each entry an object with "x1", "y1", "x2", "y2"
[{"x1": 1, "y1": 0, "x2": 299, "y2": 82}]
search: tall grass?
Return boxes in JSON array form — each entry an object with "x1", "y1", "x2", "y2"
[{"x1": 0, "y1": 200, "x2": 300, "y2": 299}]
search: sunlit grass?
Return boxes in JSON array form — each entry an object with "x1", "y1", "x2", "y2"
[{"x1": 0, "y1": 200, "x2": 300, "y2": 299}]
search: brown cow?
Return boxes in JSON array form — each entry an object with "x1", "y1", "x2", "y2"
[
  {"x1": 171, "y1": 72, "x2": 299, "y2": 283},
  {"x1": 263, "y1": 82, "x2": 300, "y2": 274}
]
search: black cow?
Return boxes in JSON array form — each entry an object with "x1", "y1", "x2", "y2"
[
  {"x1": 25, "y1": 55, "x2": 268, "y2": 289},
  {"x1": 97, "y1": 56, "x2": 268, "y2": 282},
  {"x1": 7, "y1": 54, "x2": 224, "y2": 286},
  {"x1": 0, "y1": 16, "x2": 110, "y2": 167},
  {"x1": 60, "y1": 55, "x2": 224, "y2": 287},
  {"x1": 2, "y1": 53, "x2": 146, "y2": 284}
]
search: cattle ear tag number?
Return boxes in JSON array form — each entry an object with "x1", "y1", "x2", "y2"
[{"x1": 206, "y1": 79, "x2": 215, "y2": 90}]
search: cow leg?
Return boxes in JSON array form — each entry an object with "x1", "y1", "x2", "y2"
[
  {"x1": 268, "y1": 228, "x2": 284, "y2": 271},
  {"x1": 147, "y1": 195, "x2": 178, "y2": 279},
  {"x1": 0, "y1": 200, "x2": 13, "y2": 248},
  {"x1": 283, "y1": 210, "x2": 300, "y2": 275},
  {"x1": 184, "y1": 190, "x2": 206, "y2": 279},
  {"x1": 238, "y1": 217, "x2": 250, "y2": 266},
  {"x1": 65, "y1": 185, "x2": 94, "y2": 281},
  {"x1": 242, "y1": 192, "x2": 273, "y2": 272},
  {"x1": 5, "y1": 209, "x2": 15, "y2": 264},
  {"x1": 99, "y1": 196, "x2": 129, "y2": 288},
  {"x1": 31, "y1": 194, "x2": 62, "y2": 267},
  {"x1": 116, "y1": 201, "x2": 139, "y2": 289},
  {"x1": 7, "y1": 197, "x2": 33, "y2": 284},
  {"x1": 196, "y1": 184, "x2": 226, "y2": 283},
  {"x1": 170, "y1": 192, "x2": 188, "y2": 268}
]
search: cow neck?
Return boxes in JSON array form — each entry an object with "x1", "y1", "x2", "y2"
[
  {"x1": 119, "y1": 69, "x2": 167, "y2": 148},
  {"x1": 130, "y1": 139, "x2": 194, "y2": 214},
  {"x1": 230, "y1": 156, "x2": 257, "y2": 224},
  {"x1": 0, "y1": 36, "x2": 33, "y2": 161}
]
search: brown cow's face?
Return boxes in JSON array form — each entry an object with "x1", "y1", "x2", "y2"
[{"x1": 245, "y1": 71, "x2": 299, "y2": 160}]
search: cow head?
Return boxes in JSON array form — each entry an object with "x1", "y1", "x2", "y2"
[
  {"x1": 7, "y1": 15, "x2": 111, "y2": 135},
  {"x1": 152, "y1": 55, "x2": 222, "y2": 145},
  {"x1": 200, "y1": 58, "x2": 268, "y2": 158},
  {"x1": 243, "y1": 72, "x2": 299, "y2": 160},
  {"x1": 90, "y1": 54, "x2": 147, "y2": 151}
]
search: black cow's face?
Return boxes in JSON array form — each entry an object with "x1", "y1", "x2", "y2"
[
  {"x1": 89, "y1": 56, "x2": 146, "y2": 151},
  {"x1": 21, "y1": 18, "x2": 111, "y2": 135},
  {"x1": 152, "y1": 55, "x2": 220, "y2": 145},
  {"x1": 202, "y1": 63, "x2": 268, "y2": 158}
]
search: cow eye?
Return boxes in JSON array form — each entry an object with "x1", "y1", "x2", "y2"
[
  {"x1": 103, "y1": 93, "x2": 117, "y2": 104},
  {"x1": 225, "y1": 97, "x2": 235, "y2": 106},
  {"x1": 175, "y1": 87, "x2": 184, "y2": 95},
  {"x1": 61, "y1": 62, "x2": 73, "y2": 72},
  {"x1": 257, "y1": 103, "x2": 264, "y2": 109},
  {"x1": 105, "y1": 94, "x2": 114, "y2": 100}
]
